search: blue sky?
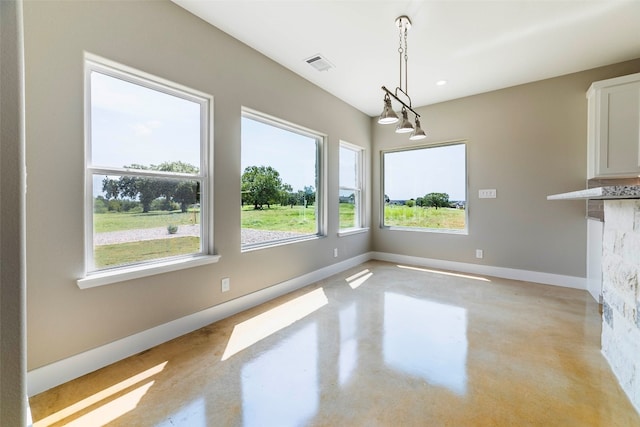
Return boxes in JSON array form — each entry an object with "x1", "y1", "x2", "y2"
[
  {"x1": 241, "y1": 116, "x2": 317, "y2": 192},
  {"x1": 384, "y1": 144, "x2": 466, "y2": 201},
  {"x1": 91, "y1": 71, "x2": 465, "y2": 202},
  {"x1": 90, "y1": 71, "x2": 203, "y2": 197},
  {"x1": 91, "y1": 71, "x2": 201, "y2": 170},
  {"x1": 339, "y1": 146, "x2": 358, "y2": 189}
]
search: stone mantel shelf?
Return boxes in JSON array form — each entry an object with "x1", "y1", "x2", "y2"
[{"x1": 547, "y1": 185, "x2": 640, "y2": 200}]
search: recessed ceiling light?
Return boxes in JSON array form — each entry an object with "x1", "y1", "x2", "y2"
[{"x1": 436, "y1": 80, "x2": 448, "y2": 86}]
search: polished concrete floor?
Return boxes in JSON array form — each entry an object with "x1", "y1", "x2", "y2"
[{"x1": 30, "y1": 261, "x2": 640, "y2": 426}]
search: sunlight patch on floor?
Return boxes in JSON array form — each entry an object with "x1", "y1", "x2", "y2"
[
  {"x1": 397, "y1": 264, "x2": 491, "y2": 282},
  {"x1": 63, "y1": 381, "x2": 155, "y2": 427},
  {"x1": 345, "y1": 269, "x2": 373, "y2": 289},
  {"x1": 222, "y1": 287, "x2": 328, "y2": 361},
  {"x1": 384, "y1": 292, "x2": 468, "y2": 395},
  {"x1": 34, "y1": 362, "x2": 166, "y2": 426}
]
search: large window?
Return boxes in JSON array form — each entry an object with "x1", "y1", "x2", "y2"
[
  {"x1": 339, "y1": 142, "x2": 365, "y2": 232},
  {"x1": 241, "y1": 109, "x2": 324, "y2": 249},
  {"x1": 84, "y1": 56, "x2": 212, "y2": 279},
  {"x1": 382, "y1": 142, "x2": 467, "y2": 233}
]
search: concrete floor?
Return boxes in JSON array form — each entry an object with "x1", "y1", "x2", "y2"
[{"x1": 29, "y1": 261, "x2": 640, "y2": 426}]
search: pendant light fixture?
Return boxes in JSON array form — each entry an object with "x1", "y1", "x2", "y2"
[{"x1": 377, "y1": 15, "x2": 427, "y2": 140}]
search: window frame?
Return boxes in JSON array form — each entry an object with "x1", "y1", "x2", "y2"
[
  {"x1": 240, "y1": 107, "x2": 326, "y2": 251},
  {"x1": 79, "y1": 54, "x2": 218, "y2": 289},
  {"x1": 380, "y1": 141, "x2": 468, "y2": 235},
  {"x1": 338, "y1": 141, "x2": 367, "y2": 235}
]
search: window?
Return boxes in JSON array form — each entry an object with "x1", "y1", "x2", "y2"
[
  {"x1": 83, "y1": 56, "x2": 213, "y2": 283},
  {"x1": 241, "y1": 109, "x2": 324, "y2": 249},
  {"x1": 382, "y1": 142, "x2": 467, "y2": 233},
  {"x1": 339, "y1": 142, "x2": 365, "y2": 232}
]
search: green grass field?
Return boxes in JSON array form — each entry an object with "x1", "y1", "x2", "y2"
[
  {"x1": 94, "y1": 237, "x2": 200, "y2": 268},
  {"x1": 241, "y1": 205, "x2": 317, "y2": 233},
  {"x1": 384, "y1": 205, "x2": 465, "y2": 230},
  {"x1": 93, "y1": 209, "x2": 200, "y2": 268},
  {"x1": 93, "y1": 204, "x2": 466, "y2": 236},
  {"x1": 92, "y1": 203, "x2": 464, "y2": 268},
  {"x1": 94, "y1": 210, "x2": 199, "y2": 233},
  {"x1": 339, "y1": 203, "x2": 355, "y2": 229}
]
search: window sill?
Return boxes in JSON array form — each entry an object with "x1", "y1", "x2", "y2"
[
  {"x1": 241, "y1": 234, "x2": 322, "y2": 253},
  {"x1": 338, "y1": 227, "x2": 369, "y2": 237},
  {"x1": 77, "y1": 254, "x2": 221, "y2": 289},
  {"x1": 382, "y1": 226, "x2": 468, "y2": 235}
]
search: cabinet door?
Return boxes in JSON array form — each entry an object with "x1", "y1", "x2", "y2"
[{"x1": 597, "y1": 82, "x2": 640, "y2": 177}]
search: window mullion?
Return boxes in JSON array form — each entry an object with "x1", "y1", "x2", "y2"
[{"x1": 88, "y1": 167, "x2": 203, "y2": 180}]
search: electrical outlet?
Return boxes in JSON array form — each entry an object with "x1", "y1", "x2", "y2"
[
  {"x1": 333, "y1": 248, "x2": 338, "y2": 258},
  {"x1": 479, "y1": 189, "x2": 497, "y2": 199},
  {"x1": 476, "y1": 249, "x2": 484, "y2": 259},
  {"x1": 221, "y1": 277, "x2": 230, "y2": 292}
]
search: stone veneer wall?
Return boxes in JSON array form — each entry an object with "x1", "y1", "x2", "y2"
[{"x1": 602, "y1": 200, "x2": 640, "y2": 414}]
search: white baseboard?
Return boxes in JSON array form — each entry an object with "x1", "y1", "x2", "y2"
[
  {"x1": 27, "y1": 253, "x2": 370, "y2": 396},
  {"x1": 370, "y1": 252, "x2": 586, "y2": 290},
  {"x1": 27, "y1": 251, "x2": 585, "y2": 396}
]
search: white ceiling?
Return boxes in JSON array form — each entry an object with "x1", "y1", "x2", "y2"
[{"x1": 172, "y1": 0, "x2": 640, "y2": 117}]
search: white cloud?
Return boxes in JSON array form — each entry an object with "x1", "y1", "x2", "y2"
[{"x1": 131, "y1": 120, "x2": 162, "y2": 137}]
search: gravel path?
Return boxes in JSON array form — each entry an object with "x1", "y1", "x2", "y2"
[
  {"x1": 94, "y1": 225, "x2": 200, "y2": 246},
  {"x1": 95, "y1": 226, "x2": 309, "y2": 246},
  {"x1": 241, "y1": 229, "x2": 310, "y2": 245}
]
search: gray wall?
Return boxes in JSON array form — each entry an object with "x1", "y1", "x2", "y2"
[
  {"x1": 1, "y1": 0, "x2": 27, "y2": 423},
  {"x1": 23, "y1": 0, "x2": 371, "y2": 370},
  {"x1": 23, "y1": 0, "x2": 640, "y2": 374},
  {"x1": 372, "y1": 59, "x2": 640, "y2": 277}
]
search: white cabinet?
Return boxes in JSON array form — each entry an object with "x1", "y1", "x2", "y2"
[{"x1": 587, "y1": 72, "x2": 640, "y2": 179}]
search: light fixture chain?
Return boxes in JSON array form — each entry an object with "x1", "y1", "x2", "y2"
[
  {"x1": 404, "y1": 26, "x2": 409, "y2": 96},
  {"x1": 398, "y1": 25, "x2": 403, "y2": 93}
]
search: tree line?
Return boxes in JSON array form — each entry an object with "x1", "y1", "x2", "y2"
[
  {"x1": 387, "y1": 192, "x2": 453, "y2": 209},
  {"x1": 100, "y1": 161, "x2": 199, "y2": 213},
  {"x1": 98, "y1": 162, "x2": 453, "y2": 214},
  {"x1": 97, "y1": 163, "x2": 314, "y2": 214},
  {"x1": 241, "y1": 165, "x2": 315, "y2": 210}
]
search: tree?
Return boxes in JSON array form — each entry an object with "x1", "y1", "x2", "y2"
[
  {"x1": 102, "y1": 178, "x2": 120, "y2": 200},
  {"x1": 174, "y1": 181, "x2": 199, "y2": 212},
  {"x1": 405, "y1": 199, "x2": 415, "y2": 208},
  {"x1": 102, "y1": 162, "x2": 200, "y2": 213},
  {"x1": 153, "y1": 161, "x2": 199, "y2": 211},
  {"x1": 303, "y1": 186, "x2": 316, "y2": 207},
  {"x1": 155, "y1": 161, "x2": 198, "y2": 174},
  {"x1": 94, "y1": 196, "x2": 109, "y2": 213},
  {"x1": 423, "y1": 192, "x2": 450, "y2": 209},
  {"x1": 113, "y1": 165, "x2": 157, "y2": 213},
  {"x1": 279, "y1": 184, "x2": 296, "y2": 207},
  {"x1": 241, "y1": 165, "x2": 286, "y2": 210}
]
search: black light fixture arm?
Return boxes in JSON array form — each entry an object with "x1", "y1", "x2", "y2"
[{"x1": 381, "y1": 85, "x2": 420, "y2": 118}]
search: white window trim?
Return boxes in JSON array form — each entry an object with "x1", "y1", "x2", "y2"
[
  {"x1": 77, "y1": 254, "x2": 221, "y2": 289},
  {"x1": 380, "y1": 140, "x2": 469, "y2": 235},
  {"x1": 339, "y1": 140, "x2": 366, "y2": 234},
  {"x1": 241, "y1": 107, "x2": 327, "y2": 251},
  {"x1": 338, "y1": 227, "x2": 370, "y2": 237},
  {"x1": 80, "y1": 53, "x2": 217, "y2": 288}
]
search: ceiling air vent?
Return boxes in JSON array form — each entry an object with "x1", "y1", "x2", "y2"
[{"x1": 305, "y1": 54, "x2": 334, "y2": 72}]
